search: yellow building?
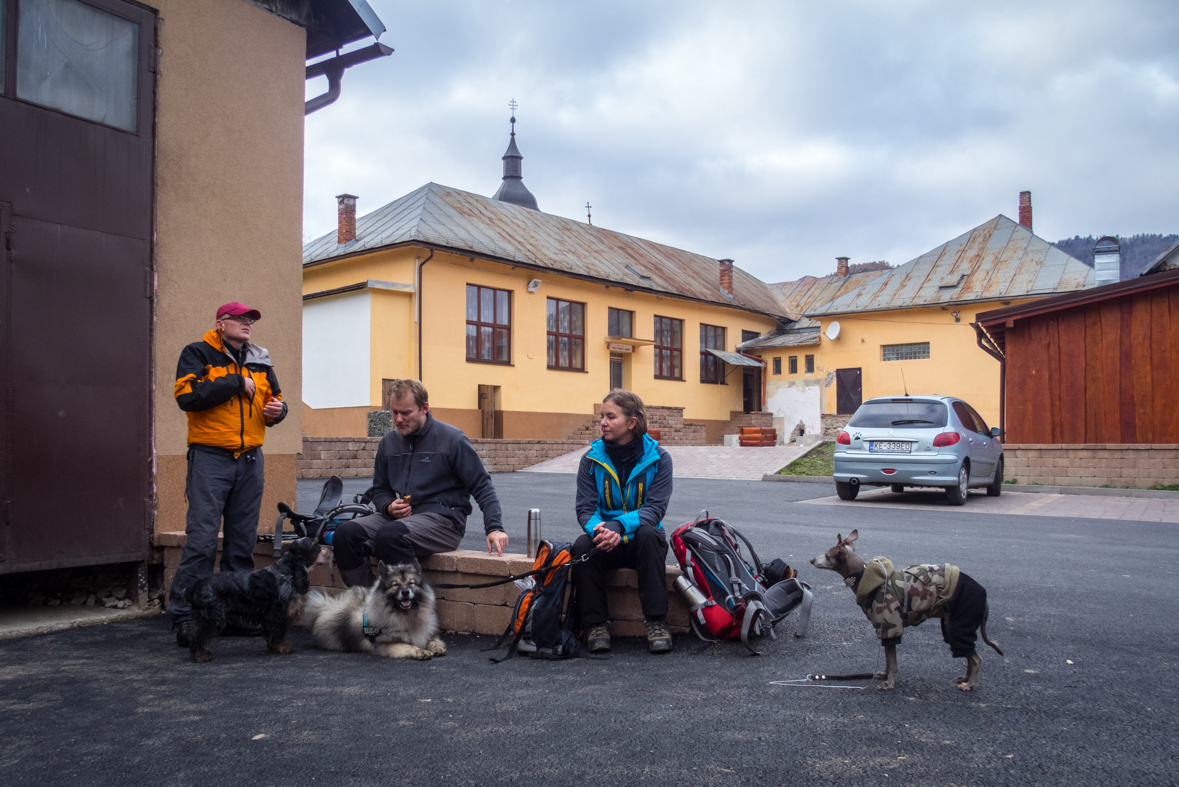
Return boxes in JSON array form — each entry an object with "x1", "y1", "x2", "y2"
[
  {"x1": 742, "y1": 214, "x2": 1095, "y2": 432},
  {"x1": 301, "y1": 133, "x2": 785, "y2": 440}
]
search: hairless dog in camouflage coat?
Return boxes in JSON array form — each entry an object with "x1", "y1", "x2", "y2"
[{"x1": 811, "y1": 529, "x2": 1003, "y2": 691}]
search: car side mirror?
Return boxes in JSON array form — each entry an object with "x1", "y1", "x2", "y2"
[{"x1": 989, "y1": 427, "x2": 1003, "y2": 438}]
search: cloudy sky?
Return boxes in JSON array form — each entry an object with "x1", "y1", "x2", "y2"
[{"x1": 303, "y1": 0, "x2": 1178, "y2": 283}]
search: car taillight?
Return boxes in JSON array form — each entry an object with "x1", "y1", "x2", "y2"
[
  {"x1": 933, "y1": 432, "x2": 961, "y2": 447},
  {"x1": 837, "y1": 431, "x2": 851, "y2": 445}
]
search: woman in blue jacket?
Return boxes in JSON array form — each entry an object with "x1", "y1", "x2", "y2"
[{"x1": 573, "y1": 390, "x2": 674, "y2": 654}]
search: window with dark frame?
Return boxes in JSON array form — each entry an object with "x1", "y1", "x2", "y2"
[
  {"x1": 788, "y1": 356, "x2": 798, "y2": 374},
  {"x1": 742, "y1": 330, "x2": 760, "y2": 343},
  {"x1": 805, "y1": 354, "x2": 815, "y2": 374},
  {"x1": 547, "y1": 298, "x2": 586, "y2": 371},
  {"x1": 700, "y1": 323, "x2": 726, "y2": 384},
  {"x1": 653, "y1": 315, "x2": 683, "y2": 380},
  {"x1": 465, "y1": 284, "x2": 511, "y2": 364},
  {"x1": 608, "y1": 307, "x2": 633, "y2": 338},
  {"x1": 773, "y1": 357, "x2": 781, "y2": 375}
]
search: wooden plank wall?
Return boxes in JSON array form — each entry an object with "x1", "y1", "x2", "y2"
[{"x1": 1004, "y1": 284, "x2": 1179, "y2": 443}]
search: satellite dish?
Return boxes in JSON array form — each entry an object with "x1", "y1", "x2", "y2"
[{"x1": 825, "y1": 321, "x2": 841, "y2": 341}]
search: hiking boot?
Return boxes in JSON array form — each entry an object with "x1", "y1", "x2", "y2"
[
  {"x1": 174, "y1": 619, "x2": 194, "y2": 648},
  {"x1": 586, "y1": 624, "x2": 611, "y2": 653},
  {"x1": 645, "y1": 618, "x2": 673, "y2": 654}
]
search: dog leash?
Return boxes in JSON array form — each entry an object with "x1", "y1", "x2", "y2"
[
  {"x1": 431, "y1": 549, "x2": 598, "y2": 590},
  {"x1": 771, "y1": 674, "x2": 872, "y2": 690}
]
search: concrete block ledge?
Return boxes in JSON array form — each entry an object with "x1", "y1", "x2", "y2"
[{"x1": 157, "y1": 535, "x2": 688, "y2": 637}]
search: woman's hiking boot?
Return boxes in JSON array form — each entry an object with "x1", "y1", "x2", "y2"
[
  {"x1": 646, "y1": 618, "x2": 673, "y2": 654},
  {"x1": 586, "y1": 624, "x2": 611, "y2": 653}
]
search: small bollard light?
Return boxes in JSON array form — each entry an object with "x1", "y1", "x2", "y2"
[{"x1": 526, "y1": 509, "x2": 542, "y2": 558}]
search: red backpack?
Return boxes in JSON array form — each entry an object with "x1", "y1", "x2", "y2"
[{"x1": 672, "y1": 514, "x2": 813, "y2": 654}]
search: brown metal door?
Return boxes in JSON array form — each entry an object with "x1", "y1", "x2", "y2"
[
  {"x1": 0, "y1": 0, "x2": 157, "y2": 572},
  {"x1": 478, "y1": 385, "x2": 496, "y2": 438},
  {"x1": 836, "y1": 368, "x2": 863, "y2": 415}
]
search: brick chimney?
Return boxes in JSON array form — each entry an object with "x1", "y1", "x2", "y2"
[
  {"x1": 1018, "y1": 191, "x2": 1032, "y2": 231},
  {"x1": 719, "y1": 259, "x2": 734, "y2": 295},
  {"x1": 336, "y1": 193, "x2": 358, "y2": 245},
  {"x1": 836, "y1": 256, "x2": 849, "y2": 278}
]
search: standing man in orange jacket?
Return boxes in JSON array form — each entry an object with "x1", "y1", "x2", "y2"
[{"x1": 169, "y1": 302, "x2": 288, "y2": 646}]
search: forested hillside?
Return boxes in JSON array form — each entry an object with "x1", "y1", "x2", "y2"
[{"x1": 1053, "y1": 234, "x2": 1177, "y2": 279}]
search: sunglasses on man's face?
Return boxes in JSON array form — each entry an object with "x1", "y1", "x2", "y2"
[{"x1": 220, "y1": 315, "x2": 256, "y2": 325}]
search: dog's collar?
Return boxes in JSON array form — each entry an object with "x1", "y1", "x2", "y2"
[{"x1": 362, "y1": 612, "x2": 381, "y2": 643}]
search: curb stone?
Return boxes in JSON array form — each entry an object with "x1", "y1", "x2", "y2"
[{"x1": 760, "y1": 474, "x2": 1179, "y2": 499}]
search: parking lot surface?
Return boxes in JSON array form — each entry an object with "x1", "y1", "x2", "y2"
[{"x1": 2, "y1": 473, "x2": 1175, "y2": 786}]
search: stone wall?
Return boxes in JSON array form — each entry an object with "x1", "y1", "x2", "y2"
[
  {"x1": 821, "y1": 414, "x2": 851, "y2": 440},
  {"x1": 157, "y1": 535, "x2": 689, "y2": 637},
  {"x1": 645, "y1": 405, "x2": 707, "y2": 445},
  {"x1": 297, "y1": 436, "x2": 587, "y2": 478},
  {"x1": 1002, "y1": 444, "x2": 1179, "y2": 488},
  {"x1": 297, "y1": 437, "x2": 382, "y2": 478},
  {"x1": 468, "y1": 440, "x2": 588, "y2": 474}
]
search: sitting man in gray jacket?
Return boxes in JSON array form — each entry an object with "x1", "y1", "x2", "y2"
[{"x1": 332, "y1": 378, "x2": 508, "y2": 587}]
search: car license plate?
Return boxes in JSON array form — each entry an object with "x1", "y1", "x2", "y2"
[{"x1": 869, "y1": 441, "x2": 912, "y2": 453}]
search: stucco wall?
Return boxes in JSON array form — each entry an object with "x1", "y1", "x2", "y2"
[
  {"x1": 151, "y1": 0, "x2": 305, "y2": 534},
  {"x1": 754, "y1": 303, "x2": 1035, "y2": 427},
  {"x1": 302, "y1": 290, "x2": 371, "y2": 409},
  {"x1": 765, "y1": 379, "x2": 822, "y2": 439},
  {"x1": 302, "y1": 247, "x2": 777, "y2": 432}
]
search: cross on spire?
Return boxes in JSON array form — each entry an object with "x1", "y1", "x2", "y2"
[{"x1": 586, "y1": 202, "x2": 592, "y2": 226}]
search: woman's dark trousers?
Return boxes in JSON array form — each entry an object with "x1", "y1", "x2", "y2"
[{"x1": 572, "y1": 524, "x2": 669, "y2": 626}]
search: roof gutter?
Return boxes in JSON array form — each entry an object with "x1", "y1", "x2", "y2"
[
  {"x1": 416, "y1": 249, "x2": 435, "y2": 382},
  {"x1": 305, "y1": 43, "x2": 394, "y2": 115},
  {"x1": 304, "y1": 240, "x2": 788, "y2": 321},
  {"x1": 971, "y1": 321, "x2": 1006, "y2": 443}
]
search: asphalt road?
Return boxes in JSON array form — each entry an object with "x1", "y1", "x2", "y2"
[{"x1": 2, "y1": 474, "x2": 1176, "y2": 786}]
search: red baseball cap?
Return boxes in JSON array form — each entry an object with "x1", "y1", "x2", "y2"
[{"x1": 216, "y1": 302, "x2": 262, "y2": 320}]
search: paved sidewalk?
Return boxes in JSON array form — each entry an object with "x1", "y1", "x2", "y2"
[
  {"x1": 521, "y1": 444, "x2": 807, "y2": 480},
  {"x1": 802, "y1": 487, "x2": 1179, "y2": 523}
]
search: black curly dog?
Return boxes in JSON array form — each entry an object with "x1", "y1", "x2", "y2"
[{"x1": 185, "y1": 537, "x2": 321, "y2": 663}]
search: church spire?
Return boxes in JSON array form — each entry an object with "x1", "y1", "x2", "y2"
[{"x1": 492, "y1": 100, "x2": 539, "y2": 211}]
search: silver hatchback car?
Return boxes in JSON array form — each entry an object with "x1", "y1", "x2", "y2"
[{"x1": 832, "y1": 395, "x2": 1004, "y2": 505}]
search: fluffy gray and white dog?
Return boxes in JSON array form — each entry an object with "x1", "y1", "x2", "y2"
[{"x1": 303, "y1": 559, "x2": 446, "y2": 660}]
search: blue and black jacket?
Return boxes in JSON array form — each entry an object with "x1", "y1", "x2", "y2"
[{"x1": 575, "y1": 434, "x2": 673, "y2": 542}]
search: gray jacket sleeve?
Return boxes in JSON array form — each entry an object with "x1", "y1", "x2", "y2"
[
  {"x1": 451, "y1": 435, "x2": 504, "y2": 533},
  {"x1": 370, "y1": 436, "x2": 396, "y2": 515},
  {"x1": 635, "y1": 448, "x2": 673, "y2": 531}
]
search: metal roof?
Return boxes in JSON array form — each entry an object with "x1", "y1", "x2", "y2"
[
  {"x1": 1141, "y1": 239, "x2": 1179, "y2": 276},
  {"x1": 796, "y1": 215, "x2": 1093, "y2": 318},
  {"x1": 771, "y1": 270, "x2": 890, "y2": 319},
  {"x1": 705, "y1": 349, "x2": 764, "y2": 367},
  {"x1": 303, "y1": 183, "x2": 787, "y2": 317},
  {"x1": 737, "y1": 321, "x2": 821, "y2": 350}
]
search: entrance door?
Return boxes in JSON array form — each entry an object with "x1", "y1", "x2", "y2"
[
  {"x1": 0, "y1": 0, "x2": 157, "y2": 572},
  {"x1": 610, "y1": 357, "x2": 623, "y2": 390},
  {"x1": 478, "y1": 385, "x2": 497, "y2": 438},
  {"x1": 836, "y1": 368, "x2": 863, "y2": 415},
  {"x1": 742, "y1": 368, "x2": 761, "y2": 413}
]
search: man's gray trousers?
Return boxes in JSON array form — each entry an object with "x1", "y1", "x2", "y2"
[
  {"x1": 167, "y1": 446, "x2": 265, "y2": 622},
  {"x1": 332, "y1": 511, "x2": 465, "y2": 587}
]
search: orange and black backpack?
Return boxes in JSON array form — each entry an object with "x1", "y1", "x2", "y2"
[{"x1": 490, "y1": 540, "x2": 581, "y2": 661}]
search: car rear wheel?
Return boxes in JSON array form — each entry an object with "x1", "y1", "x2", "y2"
[
  {"x1": 945, "y1": 463, "x2": 969, "y2": 506},
  {"x1": 890, "y1": 484, "x2": 905, "y2": 493},
  {"x1": 835, "y1": 481, "x2": 859, "y2": 501},
  {"x1": 987, "y1": 458, "x2": 1004, "y2": 497}
]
